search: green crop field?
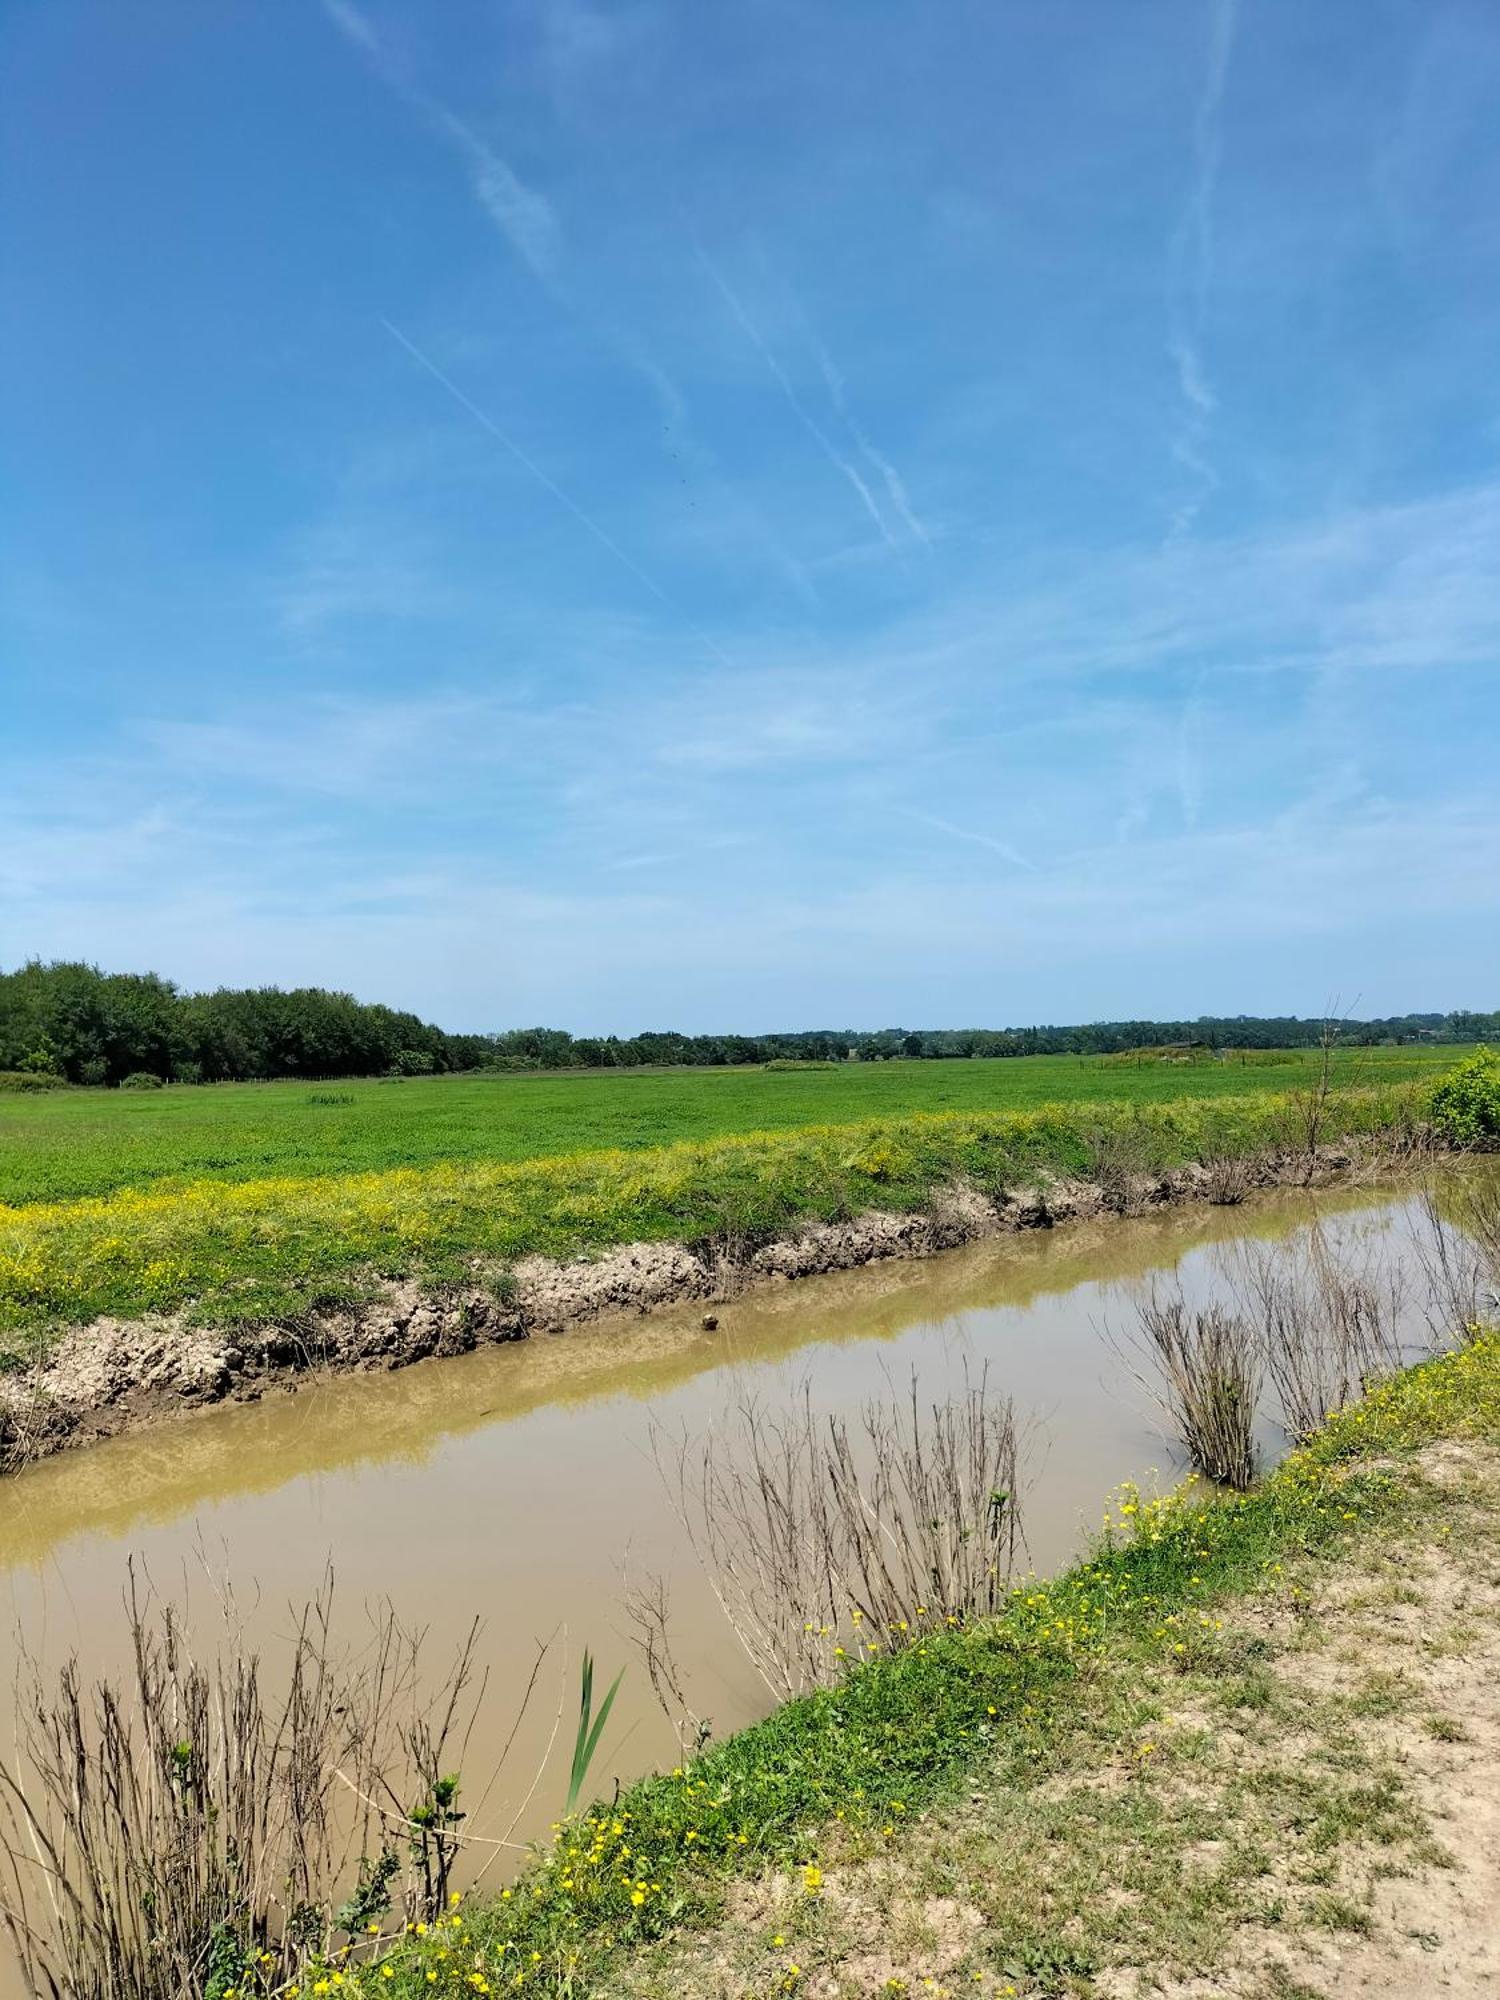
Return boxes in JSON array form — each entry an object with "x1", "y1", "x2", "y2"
[
  {"x1": 0, "y1": 1046, "x2": 1462, "y2": 1208},
  {"x1": 0, "y1": 1046, "x2": 1468, "y2": 1354}
]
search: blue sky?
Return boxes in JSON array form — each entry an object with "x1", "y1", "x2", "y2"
[{"x1": 3, "y1": 0, "x2": 1498, "y2": 1032}]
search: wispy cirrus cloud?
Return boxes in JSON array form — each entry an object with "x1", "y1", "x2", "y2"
[
  {"x1": 138, "y1": 692, "x2": 542, "y2": 802},
  {"x1": 13, "y1": 0, "x2": 1499, "y2": 1034},
  {"x1": 442, "y1": 114, "x2": 562, "y2": 279},
  {"x1": 270, "y1": 517, "x2": 446, "y2": 640},
  {"x1": 7, "y1": 744, "x2": 1494, "y2": 1028},
  {"x1": 1164, "y1": 0, "x2": 1237, "y2": 546},
  {"x1": 901, "y1": 811, "x2": 1034, "y2": 871},
  {"x1": 379, "y1": 318, "x2": 734, "y2": 666},
  {"x1": 320, "y1": 0, "x2": 561, "y2": 278},
  {"x1": 320, "y1": 0, "x2": 382, "y2": 58},
  {"x1": 693, "y1": 244, "x2": 903, "y2": 549},
  {"x1": 320, "y1": 0, "x2": 803, "y2": 614},
  {"x1": 806, "y1": 329, "x2": 931, "y2": 546},
  {"x1": 10, "y1": 440, "x2": 1499, "y2": 1024}
]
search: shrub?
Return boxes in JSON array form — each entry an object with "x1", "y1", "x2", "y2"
[
  {"x1": 119, "y1": 1071, "x2": 165, "y2": 1091},
  {"x1": 76, "y1": 1058, "x2": 108, "y2": 1087},
  {"x1": 1430, "y1": 1046, "x2": 1500, "y2": 1147},
  {"x1": 0, "y1": 1070, "x2": 66, "y2": 1093}
]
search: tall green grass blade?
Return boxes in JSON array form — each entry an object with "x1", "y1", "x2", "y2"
[{"x1": 567, "y1": 1650, "x2": 625, "y2": 1815}]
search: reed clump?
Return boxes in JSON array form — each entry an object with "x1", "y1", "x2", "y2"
[
  {"x1": 1201, "y1": 1152, "x2": 1253, "y2": 1205},
  {"x1": 1125, "y1": 1177, "x2": 1500, "y2": 1476},
  {"x1": 0, "y1": 1571, "x2": 536, "y2": 2000},
  {"x1": 645, "y1": 1367, "x2": 1021, "y2": 1702},
  {"x1": 1129, "y1": 1294, "x2": 1263, "y2": 1489},
  {"x1": 1234, "y1": 1230, "x2": 1407, "y2": 1444},
  {"x1": 1412, "y1": 1172, "x2": 1500, "y2": 1346},
  {"x1": 1449, "y1": 1171, "x2": 1500, "y2": 1299}
]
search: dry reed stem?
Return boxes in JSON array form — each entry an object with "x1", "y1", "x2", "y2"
[
  {"x1": 1123, "y1": 1291, "x2": 1263, "y2": 1490},
  {"x1": 644, "y1": 1366, "x2": 1022, "y2": 1702},
  {"x1": 1231, "y1": 1225, "x2": 1409, "y2": 1443},
  {"x1": 0, "y1": 1568, "x2": 544, "y2": 2000}
]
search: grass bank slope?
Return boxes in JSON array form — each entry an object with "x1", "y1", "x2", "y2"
[
  {"x1": 0, "y1": 1081, "x2": 1428, "y2": 1355},
  {"x1": 0, "y1": 1046, "x2": 1459, "y2": 1207},
  {"x1": 325, "y1": 1331, "x2": 1500, "y2": 2000}
]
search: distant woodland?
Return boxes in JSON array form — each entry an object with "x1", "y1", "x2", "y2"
[{"x1": 2, "y1": 960, "x2": 1493, "y2": 1087}]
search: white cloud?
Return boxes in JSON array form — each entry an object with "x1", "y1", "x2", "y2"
[
  {"x1": 901, "y1": 812, "x2": 1034, "y2": 872},
  {"x1": 440, "y1": 114, "x2": 563, "y2": 280},
  {"x1": 806, "y1": 329, "x2": 931, "y2": 546},
  {"x1": 693, "y1": 245, "x2": 901, "y2": 549},
  {"x1": 1164, "y1": 0, "x2": 1238, "y2": 544},
  {"x1": 7, "y1": 473, "x2": 1498, "y2": 1022},
  {"x1": 321, "y1": 0, "x2": 382, "y2": 59},
  {"x1": 321, "y1": 0, "x2": 562, "y2": 279}
]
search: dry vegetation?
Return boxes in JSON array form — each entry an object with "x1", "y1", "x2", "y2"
[
  {"x1": 1126, "y1": 1295, "x2": 1264, "y2": 1489},
  {"x1": 636, "y1": 1368, "x2": 1021, "y2": 1707},
  {"x1": 0, "y1": 1574, "x2": 548, "y2": 2000},
  {"x1": 1122, "y1": 1176, "x2": 1496, "y2": 1490}
]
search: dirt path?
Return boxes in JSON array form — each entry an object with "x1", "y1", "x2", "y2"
[{"x1": 607, "y1": 1442, "x2": 1500, "y2": 1999}]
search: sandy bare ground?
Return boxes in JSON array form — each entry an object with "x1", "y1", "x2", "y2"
[{"x1": 607, "y1": 1441, "x2": 1500, "y2": 1999}]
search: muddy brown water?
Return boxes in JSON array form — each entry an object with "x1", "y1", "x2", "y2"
[{"x1": 0, "y1": 1181, "x2": 1463, "y2": 1957}]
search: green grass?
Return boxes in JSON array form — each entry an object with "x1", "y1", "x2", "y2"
[
  {"x1": 301, "y1": 1327, "x2": 1500, "y2": 2000},
  {"x1": 0, "y1": 1046, "x2": 1459, "y2": 1207},
  {"x1": 0, "y1": 1080, "x2": 1431, "y2": 1353}
]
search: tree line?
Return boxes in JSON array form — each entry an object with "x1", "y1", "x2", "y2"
[
  {"x1": 484, "y1": 1013, "x2": 1495, "y2": 1070},
  {"x1": 1, "y1": 961, "x2": 1492, "y2": 1087},
  {"x1": 0, "y1": 962, "x2": 492, "y2": 1086}
]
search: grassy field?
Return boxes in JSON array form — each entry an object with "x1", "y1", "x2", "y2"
[
  {"x1": 0, "y1": 1046, "x2": 1462, "y2": 1207},
  {"x1": 0, "y1": 1079, "x2": 1436, "y2": 1353}
]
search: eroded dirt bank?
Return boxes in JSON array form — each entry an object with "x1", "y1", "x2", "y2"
[{"x1": 0, "y1": 1144, "x2": 1402, "y2": 1473}]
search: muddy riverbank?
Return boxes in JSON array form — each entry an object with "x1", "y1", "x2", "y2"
[
  {"x1": 0, "y1": 1173, "x2": 1475, "y2": 1980},
  {"x1": 0, "y1": 1139, "x2": 1423, "y2": 1471}
]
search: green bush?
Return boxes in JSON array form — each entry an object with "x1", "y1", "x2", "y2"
[
  {"x1": 0, "y1": 1069, "x2": 66, "y2": 1093},
  {"x1": 1430, "y1": 1046, "x2": 1500, "y2": 1146},
  {"x1": 119, "y1": 1071, "x2": 165, "y2": 1091}
]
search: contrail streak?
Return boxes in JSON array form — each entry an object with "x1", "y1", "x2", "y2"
[
  {"x1": 904, "y1": 810, "x2": 1036, "y2": 871},
  {"x1": 1165, "y1": 0, "x2": 1237, "y2": 546},
  {"x1": 693, "y1": 247, "x2": 898, "y2": 547},
  {"x1": 810, "y1": 333, "x2": 930, "y2": 545},
  {"x1": 380, "y1": 317, "x2": 733, "y2": 667}
]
